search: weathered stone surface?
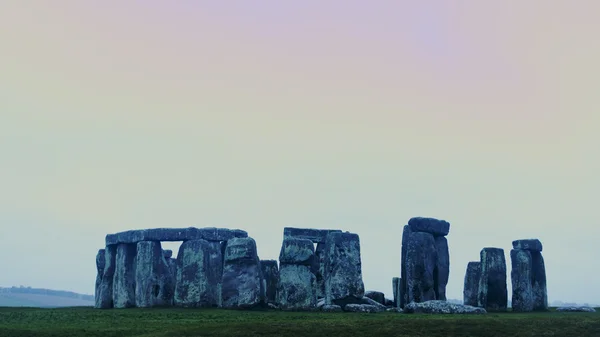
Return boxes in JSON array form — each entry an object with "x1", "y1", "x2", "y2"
[
  {"x1": 322, "y1": 304, "x2": 343, "y2": 312},
  {"x1": 344, "y1": 304, "x2": 383, "y2": 313},
  {"x1": 404, "y1": 300, "x2": 487, "y2": 314},
  {"x1": 94, "y1": 249, "x2": 105, "y2": 309},
  {"x1": 276, "y1": 264, "x2": 317, "y2": 310},
  {"x1": 386, "y1": 307, "x2": 403, "y2": 313},
  {"x1": 365, "y1": 291, "x2": 385, "y2": 305},
  {"x1": 360, "y1": 297, "x2": 387, "y2": 310},
  {"x1": 556, "y1": 306, "x2": 596, "y2": 312},
  {"x1": 106, "y1": 227, "x2": 248, "y2": 245},
  {"x1": 434, "y1": 236, "x2": 449, "y2": 301},
  {"x1": 221, "y1": 237, "x2": 264, "y2": 309},
  {"x1": 531, "y1": 251, "x2": 548, "y2": 311},
  {"x1": 260, "y1": 260, "x2": 279, "y2": 304},
  {"x1": 314, "y1": 243, "x2": 326, "y2": 298},
  {"x1": 279, "y1": 238, "x2": 314, "y2": 265},
  {"x1": 511, "y1": 249, "x2": 534, "y2": 312},
  {"x1": 113, "y1": 243, "x2": 137, "y2": 308},
  {"x1": 392, "y1": 277, "x2": 400, "y2": 308},
  {"x1": 463, "y1": 262, "x2": 481, "y2": 306},
  {"x1": 477, "y1": 248, "x2": 507, "y2": 311},
  {"x1": 512, "y1": 239, "x2": 543, "y2": 252},
  {"x1": 408, "y1": 217, "x2": 450, "y2": 237},
  {"x1": 283, "y1": 227, "x2": 342, "y2": 243},
  {"x1": 163, "y1": 250, "x2": 173, "y2": 259},
  {"x1": 324, "y1": 232, "x2": 365, "y2": 306},
  {"x1": 97, "y1": 245, "x2": 116, "y2": 309},
  {"x1": 400, "y1": 225, "x2": 409, "y2": 308},
  {"x1": 167, "y1": 258, "x2": 177, "y2": 281},
  {"x1": 174, "y1": 239, "x2": 223, "y2": 307},
  {"x1": 385, "y1": 298, "x2": 394, "y2": 307},
  {"x1": 135, "y1": 241, "x2": 175, "y2": 308},
  {"x1": 405, "y1": 231, "x2": 437, "y2": 304}
]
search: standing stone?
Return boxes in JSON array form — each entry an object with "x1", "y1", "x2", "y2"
[
  {"x1": 277, "y1": 238, "x2": 317, "y2": 310},
  {"x1": 531, "y1": 251, "x2": 548, "y2": 311},
  {"x1": 405, "y1": 231, "x2": 437, "y2": 304},
  {"x1": 477, "y1": 248, "x2": 507, "y2": 311},
  {"x1": 400, "y1": 226, "x2": 409, "y2": 308},
  {"x1": 434, "y1": 236, "x2": 449, "y2": 301},
  {"x1": 314, "y1": 243, "x2": 326, "y2": 298},
  {"x1": 511, "y1": 249, "x2": 534, "y2": 312},
  {"x1": 97, "y1": 245, "x2": 116, "y2": 309},
  {"x1": 135, "y1": 241, "x2": 175, "y2": 308},
  {"x1": 463, "y1": 262, "x2": 481, "y2": 307},
  {"x1": 167, "y1": 258, "x2": 177, "y2": 281},
  {"x1": 221, "y1": 237, "x2": 264, "y2": 309},
  {"x1": 392, "y1": 277, "x2": 400, "y2": 308},
  {"x1": 94, "y1": 249, "x2": 105, "y2": 309},
  {"x1": 174, "y1": 239, "x2": 223, "y2": 307},
  {"x1": 324, "y1": 232, "x2": 365, "y2": 307},
  {"x1": 260, "y1": 260, "x2": 279, "y2": 304},
  {"x1": 113, "y1": 243, "x2": 137, "y2": 308}
]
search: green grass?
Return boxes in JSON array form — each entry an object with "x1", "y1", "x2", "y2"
[{"x1": 0, "y1": 307, "x2": 598, "y2": 337}]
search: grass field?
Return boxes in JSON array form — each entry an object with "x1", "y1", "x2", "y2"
[{"x1": 0, "y1": 307, "x2": 598, "y2": 337}]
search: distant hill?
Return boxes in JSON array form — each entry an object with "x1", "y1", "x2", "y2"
[{"x1": 0, "y1": 286, "x2": 94, "y2": 308}]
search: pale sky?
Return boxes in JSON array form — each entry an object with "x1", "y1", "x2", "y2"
[{"x1": 1, "y1": 1, "x2": 599, "y2": 304}]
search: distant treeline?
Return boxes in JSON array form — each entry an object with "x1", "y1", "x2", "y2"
[{"x1": 0, "y1": 286, "x2": 94, "y2": 302}]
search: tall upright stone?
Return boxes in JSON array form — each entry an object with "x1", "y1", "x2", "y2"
[
  {"x1": 392, "y1": 277, "x2": 400, "y2": 308},
  {"x1": 113, "y1": 243, "x2": 137, "y2": 308},
  {"x1": 94, "y1": 249, "x2": 105, "y2": 309},
  {"x1": 97, "y1": 245, "x2": 116, "y2": 309},
  {"x1": 324, "y1": 232, "x2": 365, "y2": 307},
  {"x1": 260, "y1": 260, "x2": 279, "y2": 304},
  {"x1": 477, "y1": 248, "x2": 507, "y2": 311},
  {"x1": 400, "y1": 218, "x2": 450, "y2": 307},
  {"x1": 314, "y1": 243, "x2": 327, "y2": 299},
  {"x1": 221, "y1": 237, "x2": 264, "y2": 309},
  {"x1": 174, "y1": 239, "x2": 223, "y2": 307},
  {"x1": 463, "y1": 262, "x2": 481, "y2": 306},
  {"x1": 135, "y1": 241, "x2": 175, "y2": 308},
  {"x1": 511, "y1": 239, "x2": 547, "y2": 312},
  {"x1": 277, "y1": 238, "x2": 317, "y2": 310}
]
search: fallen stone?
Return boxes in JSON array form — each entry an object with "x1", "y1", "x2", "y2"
[
  {"x1": 267, "y1": 303, "x2": 279, "y2": 310},
  {"x1": 360, "y1": 297, "x2": 387, "y2": 310},
  {"x1": 511, "y1": 249, "x2": 534, "y2": 312},
  {"x1": 105, "y1": 227, "x2": 248, "y2": 245},
  {"x1": 283, "y1": 227, "x2": 342, "y2": 243},
  {"x1": 404, "y1": 300, "x2": 486, "y2": 314},
  {"x1": 94, "y1": 249, "x2": 105, "y2": 309},
  {"x1": 477, "y1": 248, "x2": 507, "y2": 312},
  {"x1": 408, "y1": 217, "x2": 450, "y2": 237},
  {"x1": 174, "y1": 239, "x2": 223, "y2": 307},
  {"x1": 277, "y1": 264, "x2": 317, "y2": 310},
  {"x1": 113, "y1": 243, "x2": 137, "y2": 308},
  {"x1": 512, "y1": 239, "x2": 543, "y2": 252},
  {"x1": 344, "y1": 304, "x2": 383, "y2": 313},
  {"x1": 260, "y1": 260, "x2": 279, "y2": 304},
  {"x1": 279, "y1": 238, "x2": 315, "y2": 265},
  {"x1": 135, "y1": 241, "x2": 175, "y2": 308},
  {"x1": 97, "y1": 245, "x2": 116, "y2": 309},
  {"x1": 556, "y1": 306, "x2": 596, "y2": 312},
  {"x1": 463, "y1": 261, "x2": 481, "y2": 307},
  {"x1": 324, "y1": 232, "x2": 365, "y2": 307},
  {"x1": 387, "y1": 307, "x2": 403, "y2": 313},
  {"x1": 317, "y1": 298, "x2": 325, "y2": 309},
  {"x1": 405, "y1": 231, "x2": 437, "y2": 304},
  {"x1": 365, "y1": 291, "x2": 386, "y2": 305},
  {"x1": 221, "y1": 237, "x2": 264, "y2": 309},
  {"x1": 322, "y1": 304, "x2": 343, "y2": 312},
  {"x1": 434, "y1": 236, "x2": 450, "y2": 301}
]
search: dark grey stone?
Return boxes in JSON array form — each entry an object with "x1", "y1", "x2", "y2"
[
  {"x1": 113, "y1": 243, "x2": 137, "y2": 308},
  {"x1": 283, "y1": 227, "x2": 342, "y2": 243},
  {"x1": 512, "y1": 239, "x2": 543, "y2": 252},
  {"x1": 531, "y1": 251, "x2": 548, "y2": 311},
  {"x1": 400, "y1": 225, "x2": 410, "y2": 308},
  {"x1": 463, "y1": 261, "x2": 481, "y2": 307},
  {"x1": 364, "y1": 291, "x2": 385, "y2": 305},
  {"x1": 511, "y1": 249, "x2": 534, "y2": 312},
  {"x1": 556, "y1": 306, "x2": 596, "y2": 312},
  {"x1": 94, "y1": 249, "x2": 105, "y2": 309},
  {"x1": 314, "y1": 243, "x2": 326, "y2": 298},
  {"x1": 434, "y1": 236, "x2": 449, "y2": 301},
  {"x1": 477, "y1": 248, "x2": 507, "y2": 312},
  {"x1": 360, "y1": 296, "x2": 387, "y2": 310},
  {"x1": 279, "y1": 238, "x2": 315, "y2": 266},
  {"x1": 105, "y1": 227, "x2": 248, "y2": 245},
  {"x1": 404, "y1": 300, "x2": 487, "y2": 314},
  {"x1": 163, "y1": 250, "x2": 173, "y2": 259},
  {"x1": 344, "y1": 304, "x2": 383, "y2": 313},
  {"x1": 260, "y1": 260, "x2": 279, "y2": 304},
  {"x1": 324, "y1": 232, "x2": 365, "y2": 306},
  {"x1": 322, "y1": 304, "x2": 343, "y2": 312},
  {"x1": 405, "y1": 231, "x2": 437, "y2": 304},
  {"x1": 174, "y1": 239, "x2": 223, "y2": 307},
  {"x1": 135, "y1": 241, "x2": 175, "y2": 308},
  {"x1": 221, "y1": 237, "x2": 264, "y2": 309},
  {"x1": 392, "y1": 277, "x2": 400, "y2": 308},
  {"x1": 276, "y1": 264, "x2": 317, "y2": 310},
  {"x1": 97, "y1": 245, "x2": 116, "y2": 309},
  {"x1": 385, "y1": 298, "x2": 394, "y2": 307},
  {"x1": 408, "y1": 217, "x2": 450, "y2": 236}
]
